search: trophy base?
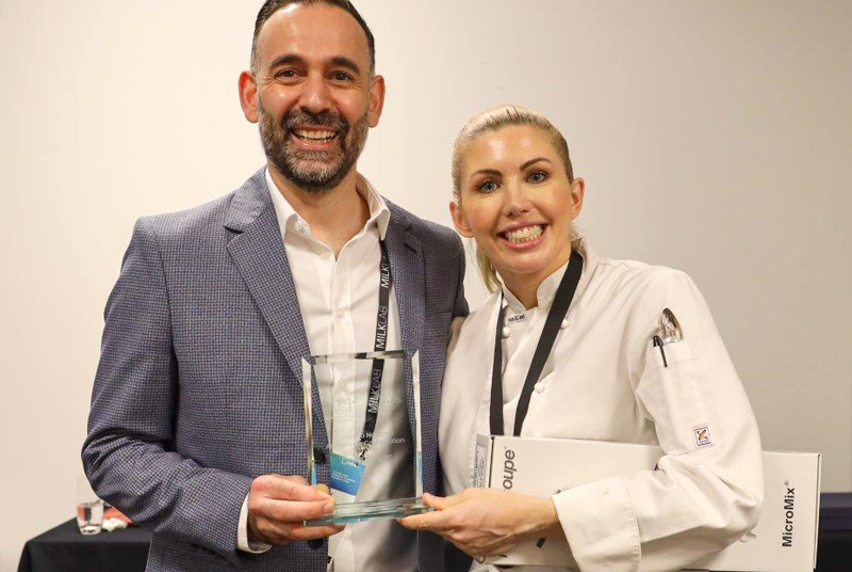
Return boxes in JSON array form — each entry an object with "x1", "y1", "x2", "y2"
[{"x1": 305, "y1": 497, "x2": 432, "y2": 526}]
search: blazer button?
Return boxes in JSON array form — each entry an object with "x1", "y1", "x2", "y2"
[
  {"x1": 308, "y1": 539, "x2": 324, "y2": 550},
  {"x1": 314, "y1": 447, "x2": 327, "y2": 464}
]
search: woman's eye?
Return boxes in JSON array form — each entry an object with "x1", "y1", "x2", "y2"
[
  {"x1": 528, "y1": 171, "x2": 548, "y2": 184},
  {"x1": 478, "y1": 180, "x2": 499, "y2": 193}
]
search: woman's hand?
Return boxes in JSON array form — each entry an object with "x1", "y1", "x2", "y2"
[{"x1": 399, "y1": 489, "x2": 563, "y2": 558}]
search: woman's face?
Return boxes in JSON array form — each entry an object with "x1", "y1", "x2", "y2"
[{"x1": 451, "y1": 124, "x2": 584, "y2": 288}]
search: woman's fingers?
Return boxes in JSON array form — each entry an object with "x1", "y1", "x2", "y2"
[
  {"x1": 422, "y1": 492, "x2": 452, "y2": 510},
  {"x1": 398, "y1": 508, "x2": 453, "y2": 532}
]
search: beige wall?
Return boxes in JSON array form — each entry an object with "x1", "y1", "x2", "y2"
[{"x1": 1, "y1": 0, "x2": 850, "y2": 569}]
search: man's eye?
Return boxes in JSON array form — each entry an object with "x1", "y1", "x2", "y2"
[
  {"x1": 478, "y1": 180, "x2": 499, "y2": 193},
  {"x1": 528, "y1": 172, "x2": 548, "y2": 184},
  {"x1": 331, "y1": 72, "x2": 354, "y2": 81},
  {"x1": 276, "y1": 69, "x2": 298, "y2": 79}
]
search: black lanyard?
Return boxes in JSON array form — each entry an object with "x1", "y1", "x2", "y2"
[
  {"x1": 490, "y1": 249, "x2": 584, "y2": 437},
  {"x1": 356, "y1": 240, "x2": 392, "y2": 462}
]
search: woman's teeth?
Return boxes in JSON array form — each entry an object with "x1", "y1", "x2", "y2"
[
  {"x1": 503, "y1": 225, "x2": 543, "y2": 243},
  {"x1": 294, "y1": 129, "x2": 336, "y2": 142}
]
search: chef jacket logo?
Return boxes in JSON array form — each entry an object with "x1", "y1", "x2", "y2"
[
  {"x1": 693, "y1": 426, "x2": 712, "y2": 447},
  {"x1": 502, "y1": 447, "x2": 517, "y2": 490},
  {"x1": 507, "y1": 313, "x2": 526, "y2": 324}
]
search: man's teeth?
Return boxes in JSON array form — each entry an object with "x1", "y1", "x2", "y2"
[
  {"x1": 503, "y1": 225, "x2": 543, "y2": 243},
  {"x1": 295, "y1": 129, "x2": 336, "y2": 141}
]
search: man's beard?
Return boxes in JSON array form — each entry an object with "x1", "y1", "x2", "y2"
[{"x1": 258, "y1": 101, "x2": 369, "y2": 194}]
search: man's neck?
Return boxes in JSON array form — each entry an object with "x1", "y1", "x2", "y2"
[{"x1": 269, "y1": 165, "x2": 370, "y2": 257}]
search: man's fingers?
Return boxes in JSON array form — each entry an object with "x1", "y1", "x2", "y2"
[
  {"x1": 254, "y1": 518, "x2": 344, "y2": 544},
  {"x1": 255, "y1": 475, "x2": 330, "y2": 502},
  {"x1": 287, "y1": 523, "x2": 345, "y2": 541},
  {"x1": 310, "y1": 484, "x2": 331, "y2": 495},
  {"x1": 263, "y1": 498, "x2": 335, "y2": 523},
  {"x1": 276, "y1": 475, "x2": 310, "y2": 487}
]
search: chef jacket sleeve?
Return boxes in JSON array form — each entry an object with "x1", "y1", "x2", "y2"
[{"x1": 551, "y1": 268, "x2": 764, "y2": 572}]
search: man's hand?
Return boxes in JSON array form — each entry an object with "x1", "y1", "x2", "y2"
[
  {"x1": 398, "y1": 489, "x2": 562, "y2": 558},
  {"x1": 247, "y1": 475, "x2": 344, "y2": 545}
]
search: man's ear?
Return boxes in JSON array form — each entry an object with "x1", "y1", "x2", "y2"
[
  {"x1": 368, "y1": 75, "x2": 386, "y2": 128},
  {"x1": 449, "y1": 200, "x2": 474, "y2": 238},
  {"x1": 239, "y1": 70, "x2": 259, "y2": 124}
]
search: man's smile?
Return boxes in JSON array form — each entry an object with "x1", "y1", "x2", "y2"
[{"x1": 289, "y1": 126, "x2": 342, "y2": 152}]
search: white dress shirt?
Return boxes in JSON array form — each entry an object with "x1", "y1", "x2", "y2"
[
  {"x1": 440, "y1": 238, "x2": 764, "y2": 572},
  {"x1": 236, "y1": 169, "x2": 418, "y2": 572}
]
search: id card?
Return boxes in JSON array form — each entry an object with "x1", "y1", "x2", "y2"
[{"x1": 330, "y1": 452, "x2": 366, "y2": 496}]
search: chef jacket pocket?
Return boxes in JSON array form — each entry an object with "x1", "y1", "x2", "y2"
[{"x1": 636, "y1": 340, "x2": 714, "y2": 456}]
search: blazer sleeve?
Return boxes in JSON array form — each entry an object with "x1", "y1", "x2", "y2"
[
  {"x1": 81, "y1": 218, "x2": 253, "y2": 566},
  {"x1": 551, "y1": 269, "x2": 764, "y2": 572},
  {"x1": 451, "y1": 233, "x2": 469, "y2": 320}
]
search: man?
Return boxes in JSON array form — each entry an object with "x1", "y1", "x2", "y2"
[{"x1": 82, "y1": 1, "x2": 467, "y2": 571}]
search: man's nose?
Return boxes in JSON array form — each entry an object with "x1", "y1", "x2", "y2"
[
  {"x1": 298, "y1": 74, "x2": 332, "y2": 116},
  {"x1": 502, "y1": 179, "x2": 532, "y2": 217}
]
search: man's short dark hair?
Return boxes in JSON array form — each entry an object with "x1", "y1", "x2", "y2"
[{"x1": 251, "y1": 0, "x2": 376, "y2": 75}]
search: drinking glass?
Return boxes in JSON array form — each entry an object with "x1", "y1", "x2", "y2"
[{"x1": 76, "y1": 475, "x2": 104, "y2": 535}]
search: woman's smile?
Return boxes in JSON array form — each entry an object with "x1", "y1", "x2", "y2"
[{"x1": 498, "y1": 223, "x2": 548, "y2": 249}]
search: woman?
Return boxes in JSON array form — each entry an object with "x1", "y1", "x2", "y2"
[{"x1": 401, "y1": 105, "x2": 763, "y2": 572}]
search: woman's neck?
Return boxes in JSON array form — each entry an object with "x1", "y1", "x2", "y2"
[{"x1": 499, "y1": 249, "x2": 572, "y2": 310}]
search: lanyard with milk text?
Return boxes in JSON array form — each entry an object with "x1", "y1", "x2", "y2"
[
  {"x1": 354, "y1": 239, "x2": 392, "y2": 462},
  {"x1": 490, "y1": 249, "x2": 584, "y2": 437}
]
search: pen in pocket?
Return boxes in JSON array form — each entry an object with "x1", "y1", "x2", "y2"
[{"x1": 653, "y1": 335, "x2": 668, "y2": 367}]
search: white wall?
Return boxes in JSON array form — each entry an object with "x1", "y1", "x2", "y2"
[{"x1": 1, "y1": 0, "x2": 850, "y2": 569}]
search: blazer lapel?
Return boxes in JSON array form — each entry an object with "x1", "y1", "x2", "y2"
[
  {"x1": 224, "y1": 169, "x2": 328, "y2": 444},
  {"x1": 384, "y1": 204, "x2": 425, "y2": 440}
]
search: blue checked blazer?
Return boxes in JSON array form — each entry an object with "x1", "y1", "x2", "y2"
[{"x1": 82, "y1": 168, "x2": 468, "y2": 572}]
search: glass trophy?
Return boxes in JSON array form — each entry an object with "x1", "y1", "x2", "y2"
[{"x1": 302, "y1": 349, "x2": 429, "y2": 525}]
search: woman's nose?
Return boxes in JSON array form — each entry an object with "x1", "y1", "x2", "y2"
[{"x1": 501, "y1": 180, "x2": 532, "y2": 217}]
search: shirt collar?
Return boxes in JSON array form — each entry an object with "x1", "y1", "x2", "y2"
[{"x1": 265, "y1": 168, "x2": 390, "y2": 240}]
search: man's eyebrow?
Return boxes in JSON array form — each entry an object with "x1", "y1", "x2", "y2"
[
  {"x1": 469, "y1": 168, "x2": 502, "y2": 179},
  {"x1": 268, "y1": 53, "x2": 305, "y2": 70},
  {"x1": 520, "y1": 157, "x2": 553, "y2": 171},
  {"x1": 329, "y1": 56, "x2": 361, "y2": 75},
  {"x1": 266, "y1": 54, "x2": 362, "y2": 76}
]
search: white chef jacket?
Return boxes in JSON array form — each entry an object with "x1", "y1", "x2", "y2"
[
  {"x1": 440, "y1": 237, "x2": 764, "y2": 572},
  {"x1": 235, "y1": 169, "x2": 417, "y2": 572}
]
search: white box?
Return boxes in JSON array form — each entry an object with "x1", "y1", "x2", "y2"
[{"x1": 473, "y1": 435, "x2": 821, "y2": 571}]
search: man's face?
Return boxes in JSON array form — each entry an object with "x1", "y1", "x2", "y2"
[{"x1": 241, "y1": 4, "x2": 384, "y2": 193}]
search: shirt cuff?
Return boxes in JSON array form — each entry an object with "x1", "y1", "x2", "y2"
[
  {"x1": 552, "y1": 476, "x2": 640, "y2": 572},
  {"x1": 237, "y1": 493, "x2": 272, "y2": 554}
]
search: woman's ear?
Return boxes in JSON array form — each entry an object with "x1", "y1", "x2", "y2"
[
  {"x1": 449, "y1": 200, "x2": 474, "y2": 238},
  {"x1": 570, "y1": 177, "x2": 585, "y2": 220}
]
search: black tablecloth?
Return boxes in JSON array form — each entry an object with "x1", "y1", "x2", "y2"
[
  {"x1": 16, "y1": 494, "x2": 852, "y2": 572},
  {"x1": 17, "y1": 519, "x2": 150, "y2": 572}
]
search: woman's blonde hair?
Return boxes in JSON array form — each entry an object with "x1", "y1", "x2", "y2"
[{"x1": 451, "y1": 104, "x2": 576, "y2": 292}]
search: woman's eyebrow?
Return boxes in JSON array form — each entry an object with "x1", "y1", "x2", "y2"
[
  {"x1": 469, "y1": 168, "x2": 502, "y2": 179},
  {"x1": 520, "y1": 157, "x2": 553, "y2": 170}
]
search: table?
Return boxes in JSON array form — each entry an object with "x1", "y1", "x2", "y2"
[
  {"x1": 16, "y1": 494, "x2": 852, "y2": 572},
  {"x1": 815, "y1": 493, "x2": 852, "y2": 572},
  {"x1": 17, "y1": 519, "x2": 150, "y2": 572}
]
